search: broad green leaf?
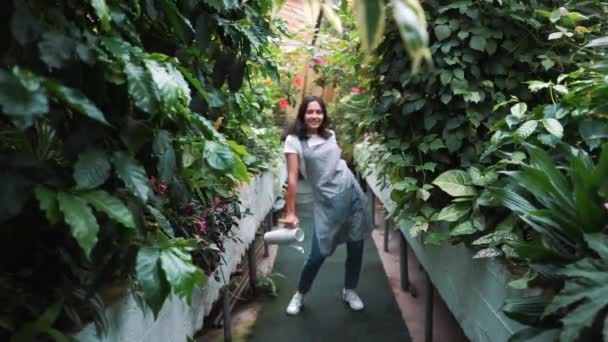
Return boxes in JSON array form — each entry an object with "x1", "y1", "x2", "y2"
[
  {"x1": 153, "y1": 130, "x2": 177, "y2": 183},
  {"x1": 44, "y1": 79, "x2": 110, "y2": 126},
  {"x1": 74, "y1": 148, "x2": 111, "y2": 190},
  {"x1": 579, "y1": 120, "x2": 608, "y2": 150},
  {"x1": 585, "y1": 36, "x2": 608, "y2": 48},
  {"x1": 584, "y1": 233, "x2": 608, "y2": 259},
  {"x1": 469, "y1": 166, "x2": 498, "y2": 186},
  {"x1": 80, "y1": 190, "x2": 135, "y2": 229},
  {"x1": 528, "y1": 81, "x2": 551, "y2": 92},
  {"x1": 160, "y1": 247, "x2": 206, "y2": 303},
  {"x1": 145, "y1": 59, "x2": 191, "y2": 114},
  {"x1": 354, "y1": 0, "x2": 386, "y2": 53},
  {"x1": 393, "y1": 177, "x2": 418, "y2": 192},
  {"x1": 431, "y1": 202, "x2": 471, "y2": 222},
  {"x1": 416, "y1": 188, "x2": 430, "y2": 201},
  {"x1": 321, "y1": 3, "x2": 343, "y2": 34},
  {"x1": 510, "y1": 103, "x2": 527, "y2": 117},
  {"x1": 227, "y1": 140, "x2": 250, "y2": 157},
  {"x1": 542, "y1": 118, "x2": 563, "y2": 138},
  {"x1": 552, "y1": 84, "x2": 568, "y2": 94},
  {"x1": 0, "y1": 68, "x2": 48, "y2": 128},
  {"x1": 90, "y1": 0, "x2": 111, "y2": 31},
  {"x1": 124, "y1": 61, "x2": 160, "y2": 115},
  {"x1": 515, "y1": 120, "x2": 538, "y2": 140},
  {"x1": 38, "y1": 31, "x2": 75, "y2": 69},
  {"x1": 147, "y1": 205, "x2": 175, "y2": 237},
  {"x1": 391, "y1": 0, "x2": 430, "y2": 71},
  {"x1": 469, "y1": 35, "x2": 486, "y2": 51},
  {"x1": 158, "y1": 0, "x2": 193, "y2": 43},
  {"x1": 112, "y1": 151, "x2": 150, "y2": 202},
  {"x1": 432, "y1": 170, "x2": 476, "y2": 197},
  {"x1": 232, "y1": 155, "x2": 250, "y2": 182},
  {"x1": 57, "y1": 192, "x2": 99, "y2": 257},
  {"x1": 424, "y1": 232, "x2": 450, "y2": 246},
  {"x1": 450, "y1": 221, "x2": 477, "y2": 236},
  {"x1": 34, "y1": 186, "x2": 60, "y2": 224},
  {"x1": 204, "y1": 141, "x2": 235, "y2": 171},
  {"x1": 434, "y1": 25, "x2": 451, "y2": 41},
  {"x1": 206, "y1": 88, "x2": 225, "y2": 108},
  {"x1": 136, "y1": 247, "x2": 168, "y2": 318}
]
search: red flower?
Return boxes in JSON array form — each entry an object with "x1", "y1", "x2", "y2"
[
  {"x1": 279, "y1": 98, "x2": 289, "y2": 110},
  {"x1": 313, "y1": 57, "x2": 324, "y2": 64},
  {"x1": 294, "y1": 75, "x2": 303, "y2": 87}
]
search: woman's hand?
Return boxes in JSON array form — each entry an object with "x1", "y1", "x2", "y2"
[{"x1": 279, "y1": 213, "x2": 299, "y2": 229}]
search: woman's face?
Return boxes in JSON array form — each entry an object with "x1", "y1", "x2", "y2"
[{"x1": 304, "y1": 101, "x2": 324, "y2": 134}]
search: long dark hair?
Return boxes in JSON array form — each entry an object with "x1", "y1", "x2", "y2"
[{"x1": 285, "y1": 95, "x2": 332, "y2": 140}]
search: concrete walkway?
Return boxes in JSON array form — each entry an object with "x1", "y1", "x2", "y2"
[{"x1": 248, "y1": 203, "x2": 411, "y2": 342}]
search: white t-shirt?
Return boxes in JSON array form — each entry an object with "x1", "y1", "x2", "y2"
[{"x1": 284, "y1": 131, "x2": 335, "y2": 179}]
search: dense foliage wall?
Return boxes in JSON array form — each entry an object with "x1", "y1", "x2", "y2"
[
  {"x1": 354, "y1": 0, "x2": 608, "y2": 340},
  {"x1": 0, "y1": 0, "x2": 285, "y2": 339}
]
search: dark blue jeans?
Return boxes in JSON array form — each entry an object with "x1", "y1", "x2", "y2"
[{"x1": 297, "y1": 227, "x2": 364, "y2": 294}]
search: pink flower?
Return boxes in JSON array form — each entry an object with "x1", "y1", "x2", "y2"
[
  {"x1": 194, "y1": 219, "x2": 207, "y2": 234},
  {"x1": 313, "y1": 57, "x2": 324, "y2": 64},
  {"x1": 157, "y1": 182, "x2": 168, "y2": 195},
  {"x1": 351, "y1": 86, "x2": 366, "y2": 94},
  {"x1": 279, "y1": 98, "x2": 289, "y2": 109},
  {"x1": 294, "y1": 75, "x2": 303, "y2": 87}
]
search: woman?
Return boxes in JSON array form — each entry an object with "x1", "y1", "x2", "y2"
[{"x1": 280, "y1": 95, "x2": 373, "y2": 316}]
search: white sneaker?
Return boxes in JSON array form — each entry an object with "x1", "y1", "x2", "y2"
[
  {"x1": 286, "y1": 292, "x2": 304, "y2": 315},
  {"x1": 342, "y1": 289, "x2": 364, "y2": 311}
]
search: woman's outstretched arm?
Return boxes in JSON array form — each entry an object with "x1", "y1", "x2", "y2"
[{"x1": 280, "y1": 153, "x2": 300, "y2": 228}]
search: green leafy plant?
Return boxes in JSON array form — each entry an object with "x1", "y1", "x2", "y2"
[{"x1": 0, "y1": 0, "x2": 283, "y2": 339}]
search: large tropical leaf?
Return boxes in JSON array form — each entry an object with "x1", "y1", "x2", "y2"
[
  {"x1": 57, "y1": 192, "x2": 99, "y2": 257},
  {"x1": 44, "y1": 79, "x2": 110, "y2": 126},
  {"x1": 203, "y1": 140, "x2": 235, "y2": 171},
  {"x1": 160, "y1": 247, "x2": 205, "y2": 304},
  {"x1": 0, "y1": 68, "x2": 48, "y2": 128},
  {"x1": 354, "y1": 0, "x2": 386, "y2": 53},
  {"x1": 136, "y1": 247, "x2": 169, "y2": 318},
  {"x1": 34, "y1": 186, "x2": 61, "y2": 225},
  {"x1": 79, "y1": 190, "x2": 135, "y2": 229},
  {"x1": 112, "y1": 151, "x2": 150, "y2": 202},
  {"x1": 432, "y1": 169, "x2": 477, "y2": 197},
  {"x1": 544, "y1": 255, "x2": 608, "y2": 342},
  {"x1": 73, "y1": 148, "x2": 111, "y2": 190},
  {"x1": 90, "y1": 0, "x2": 111, "y2": 31},
  {"x1": 124, "y1": 61, "x2": 160, "y2": 115},
  {"x1": 431, "y1": 202, "x2": 471, "y2": 222}
]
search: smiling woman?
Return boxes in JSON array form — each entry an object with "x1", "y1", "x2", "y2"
[{"x1": 280, "y1": 95, "x2": 373, "y2": 316}]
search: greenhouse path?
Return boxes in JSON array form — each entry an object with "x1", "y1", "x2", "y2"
[{"x1": 247, "y1": 204, "x2": 411, "y2": 342}]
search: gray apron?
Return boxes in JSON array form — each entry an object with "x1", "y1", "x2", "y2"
[{"x1": 302, "y1": 135, "x2": 373, "y2": 256}]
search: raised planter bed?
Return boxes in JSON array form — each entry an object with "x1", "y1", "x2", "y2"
[
  {"x1": 76, "y1": 162, "x2": 286, "y2": 342},
  {"x1": 354, "y1": 143, "x2": 527, "y2": 342}
]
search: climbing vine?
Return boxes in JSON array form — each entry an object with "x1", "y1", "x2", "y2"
[{"x1": 357, "y1": 0, "x2": 608, "y2": 340}]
